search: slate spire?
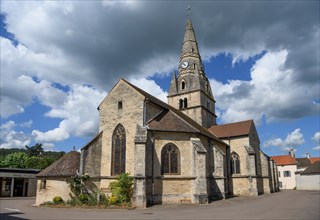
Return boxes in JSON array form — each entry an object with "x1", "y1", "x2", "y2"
[{"x1": 168, "y1": 19, "x2": 217, "y2": 128}]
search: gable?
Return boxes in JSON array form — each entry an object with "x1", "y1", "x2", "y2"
[{"x1": 98, "y1": 79, "x2": 145, "y2": 111}]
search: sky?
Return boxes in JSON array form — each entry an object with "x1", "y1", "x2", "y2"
[{"x1": 0, "y1": 1, "x2": 319, "y2": 157}]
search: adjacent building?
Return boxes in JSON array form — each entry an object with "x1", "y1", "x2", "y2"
[
  {"x1": 272, "y1": 153, "x2": 320, "y2": 190},
  {"x1": 0, "y1": 168, "x2": 40, "y2": 197}
]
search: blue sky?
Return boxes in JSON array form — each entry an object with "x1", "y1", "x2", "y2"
[{"x1": 0, "y1": 1, "x2": 319, "y2": 157}]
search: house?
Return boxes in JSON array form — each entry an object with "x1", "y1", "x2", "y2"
[
  {"x1": 271, "y1": 152, "x2": 320, "y2": 190},
  {"x1": 35, "y1": 19, "x2": 277, "y2": 207},
  {"x1": 296, "y1": 161, "x2": 320, "y2": 190},
  {"x1": 0, "y1": 168, "x2": 40, "y2": 197},
  {"x1": 35, "y1": 151, "x2": 79, "y2": 205},
  {"x1": 271, "y1": 154, "x2": 297, "y2": 190}
]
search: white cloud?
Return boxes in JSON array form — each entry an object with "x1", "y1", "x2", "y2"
[
  {"x1": 312, "y1": 132, "x2": 320, "y2": 151},
  {"x1": 312, "y1": 132, "x2": 320, "y2": 143},
  {"x1": 32, "y1": 84, "x2": 106, "y2": 142},
  {"x1": 263, "y1": 128, "x2": 305, "y2": 153},
  {"x1": 128, "y1": 77, "x2": 168, "y2": 103},
  {"x1": 19, "y1": 120, "x2": 33, "y2": 128},
  {"x1": 211, "y1": 50, "x2": 319, "y2": 124},
  {"x1": 0, "y1": 121, "x2": 31, "y2": 149}
]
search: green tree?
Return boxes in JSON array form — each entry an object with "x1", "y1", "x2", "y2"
[
  {"x1": 25, "y1": 143, "x2": 44, "y2": 157},
  {"x1": 0, "y1": 152, "x2": 29, "y2": 168}
]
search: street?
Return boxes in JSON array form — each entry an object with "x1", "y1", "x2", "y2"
[{"x1": 1, "y1": 190, "x2": 319, "y2": 220}]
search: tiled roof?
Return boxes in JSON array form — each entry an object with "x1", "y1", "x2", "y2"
[
  {"x1": 296, "y1": 158, "x2": 312, "y2": 169},
  {"x1": 37, "y1": 151, "x2": 80, "y2": 177},
  {"x1": 301, "y1": 161, "x2": 320, "y2": 175},
  {"x1": 122, "y1": 79, "x2": 226, "y2": 145},
  {"x1": 208, "y1": 120, "x2": 253, "y2": 138},
  {"x1": 309, "y1": 157, "x2": 320, "y2": 164},
  {"x1": 271, "y1": 155, "x2": 297, "y2": 166},
  {"x1": 148, "y1": 110, "x2": 198, "y2": 133}
]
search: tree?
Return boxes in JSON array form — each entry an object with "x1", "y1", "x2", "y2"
[
  {"x1": 0, "y1": 152, "x2": 29, "y2": 168},
  {"x1": 25, "y1": 143, "x2": 44, "y2": 157}
]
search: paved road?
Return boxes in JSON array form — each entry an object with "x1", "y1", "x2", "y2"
[{"x1": 1, "y1": 190, "x2": 319, "y2": 220}]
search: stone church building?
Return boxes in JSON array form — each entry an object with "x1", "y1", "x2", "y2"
[{"x1": 36, "y1": 20, "x2": 279, "y2": 207}]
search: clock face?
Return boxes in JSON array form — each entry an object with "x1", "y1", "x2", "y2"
[{"x1": 181, "y1": 61, "x2": 189, "y2": 69}]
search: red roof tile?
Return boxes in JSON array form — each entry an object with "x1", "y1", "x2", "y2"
[
  {"x1": 309, "y1": 157, "x2": 320, "y2": 164},
  {"x1": 271, "y1": 155, "x2": 297, "y2": 166},
  {"x1": 208, "y1": 120, "x2": 253, "y2": 138}
]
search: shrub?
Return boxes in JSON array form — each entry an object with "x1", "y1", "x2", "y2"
[
  {"x1": 109, "y1": 195, "x2": 118, "y2": 205},
  {"x1": 79, "y1": 193, "x2": 89, "y2": 203},
  {"x1": 40, "y1": 201, "x2": 54, "y2": 206},
  {"x1": 109, "y1": 173, "x2": 133, "y2": 204},
  {"x1": 99, "y1": 193, "x2": 109, "y2": 206},
  {"x1": 52, "y1": 196, "x2": 64, "y2": 204}
]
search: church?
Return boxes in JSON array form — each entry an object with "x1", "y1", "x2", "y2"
[{"x1": 35, "y1": 20, "x2": 279, "y2": 208}]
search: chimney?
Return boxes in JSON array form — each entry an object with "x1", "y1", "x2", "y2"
[
  {"x1": 289, "y1": 148, "x2": 295, "y2": 157},
  {"x1": 306, "y1": 153, "x2": 310, "y2": 159}
]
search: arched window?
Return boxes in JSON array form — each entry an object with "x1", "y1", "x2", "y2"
[
  {"x1": 179, "y1": 99, "x2": 183, "y2": 109},
  {"x1": 111, "y1": 124, "x2": 126, "y2": 176},
  {"x1": 230, "y1": 152, "x2": 240, "y2": 174},
  {"x1": 161, "y1": 144, "x2": 180, "y2": 175},
  {"x1": 181, "y1": 81, "x2": 186, "y2": 90},
  {"x1": 184, "y1": 98, "x2": 188, "y2": 108}
]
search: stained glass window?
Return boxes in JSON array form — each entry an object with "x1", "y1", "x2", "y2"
[
  {"x1": 111, "y1": 124, "x2": 126, "y2": 176},
  {"x1": 161, "y1": 144, "x2": 180, "y2": 174}
]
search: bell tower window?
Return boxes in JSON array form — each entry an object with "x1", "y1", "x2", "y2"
[
  {"x1": 184, "y1": 98, "x2": 188, "y2": 108},
  {"x1": 181, "y1": 81, "x2": 186, "y2": 90}
]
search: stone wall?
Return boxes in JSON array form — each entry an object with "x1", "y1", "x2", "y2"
[
  {"x1": 35, "y1": 178, "x2": 71, "y2": 205},
  {"x1": 98, "y1": 80, "x2": 145, "y2": 180},
  {"x1": 81, "y1": 132, "x2": 102, "y2": 177}
]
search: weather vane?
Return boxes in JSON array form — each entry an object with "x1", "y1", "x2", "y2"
[{"x1": 186, "y1": 5, "x2": 192, "y2": 17}]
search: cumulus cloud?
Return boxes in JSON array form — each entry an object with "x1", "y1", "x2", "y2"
[
  {"x1": 32, "y1": 84, "x2": 106, "y2": 142},
  {"x1": 0, "y1": 120, "x2": 31, "y2": 149},
  {"x1": 312, "y1": 132, "x2": 320, "y2": 151},
  {"x1": 263, "y1": 128, "x2": 305, "y2": 152},
  {"x1": 128, "y1": 77, "x2": 168, "y2": 102},
  {"x1": 211, "y1": 50, "x2": 319, "y2": 124}
]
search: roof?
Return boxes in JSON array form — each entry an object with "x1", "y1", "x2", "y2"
[
  {"x1": 121, "y1": 79, "x2": 227, "y2": 145},
  {"x1": 271, "y1": 155, "x2": 297, "y2": 166},
  {"x1": 37, "y1": 151, "x2": 80, "y2": 177},
  {"x1": 208, "y1": 120, "x2": 253, "y2": 138},
  {"x1": 301, "y1": 161, "x2": 320, "y2": 175},
  {"x1": 309, "y1": 157, "x2": 320, "y2": 164},
  {"x1": 0, "y1": 168, "x2": 41, "y2": 174},
  {"x1": 296, "y1": 158, "x2": 312, "y2": 169}
]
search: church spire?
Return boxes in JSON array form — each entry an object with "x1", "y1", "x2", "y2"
[
  {"x1": 180, "y1": 19, "x2": 201, "y2": 63},
  {"x1": 167, "y1": 19, "x2": 217, "y2": 128}
]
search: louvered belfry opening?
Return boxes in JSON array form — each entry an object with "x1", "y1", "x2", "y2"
[
  {"x1": 161, "y1": 144, "x2": 180, "y2": 175},
  {"x1": 111, "y1": 123, "x2": 126, "y2": 176}
]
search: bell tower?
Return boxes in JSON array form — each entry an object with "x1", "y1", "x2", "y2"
[{"x1": 168, "y1": 19, "x2": 216, "y2": 128}]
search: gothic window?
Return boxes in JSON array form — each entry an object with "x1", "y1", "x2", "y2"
[
  {"x1": 230, "y1": 152, "x2": 240, "y2": 174},
  {"x1": 207, "y1": 101, "x2": 210, "y2": 109},
  {"x1": 111, "y1": 124, "x2": 126, "y2": 176},
  {"x1": 184, "y1": 98, "x2": 188, "y2": 108},
  {"x1": 181, "y1": 81, "x2": 186, "y2": 90},
  {"x1": 161, "y1": 144, "x2": 180, "y2": 175},
  {"x1": 179, "y1": 99, "x2": 183, "y2": 109}
]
